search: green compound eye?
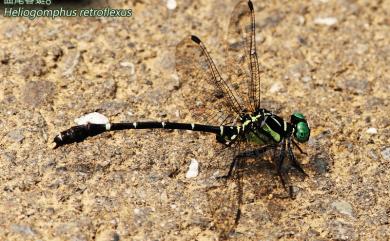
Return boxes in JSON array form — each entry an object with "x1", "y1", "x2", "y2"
[
  {"x1": 291, "y1": 113, "x2": 310, "y2": 143},
  {"x1": 295, "y1": 121, "x2": 310, "y2": 143},
  {"x1": 292, "y1": 112, "x2": 305, "y2": 119}
]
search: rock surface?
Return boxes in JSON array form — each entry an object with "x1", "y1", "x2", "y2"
[{"x1": 0, "y1": 0, "x2": 389, "y2": 240}]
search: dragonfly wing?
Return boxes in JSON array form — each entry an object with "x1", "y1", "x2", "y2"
[
  {"x1": 225, "y1": 0, "x2": 262, "y2": 112},
  {"x1": 176, "y1": 35, "x2": 243, "y2": 126}
]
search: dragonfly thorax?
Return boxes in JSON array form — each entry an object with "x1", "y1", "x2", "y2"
[
  {"x1": 241, "y1": 109, "x2": 311, "y2": 144},
  {"x1": 239, "y1": 109, "x2": 289, "y2": 145}
]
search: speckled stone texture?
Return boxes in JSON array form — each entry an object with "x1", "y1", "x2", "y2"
[{"x1": 0, "y1": 0, "x2": 389, "y2": 240}]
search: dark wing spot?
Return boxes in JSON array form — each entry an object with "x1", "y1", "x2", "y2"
[{"x1": 191, "y1": 35, "x2": 201, "y2": 44}]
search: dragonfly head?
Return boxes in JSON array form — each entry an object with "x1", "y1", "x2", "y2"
[{"x1": 290, "y1": 112, "x2": 310, "y2": 143}]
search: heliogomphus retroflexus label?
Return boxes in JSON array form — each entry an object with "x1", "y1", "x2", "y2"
[{"x1": 53, "y1": 0, "x2": 310, "y2": 199}]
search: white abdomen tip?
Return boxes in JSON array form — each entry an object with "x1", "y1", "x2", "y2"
[{"x1": 74, "y1": 112, "x2": 109, "y2": 125}]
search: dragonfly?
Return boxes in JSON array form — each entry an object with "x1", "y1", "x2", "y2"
[{"x1": 53, "y1": 0, "x2": 310, "y2": 199}]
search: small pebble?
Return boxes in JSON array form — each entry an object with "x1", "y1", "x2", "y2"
[
  {"x1": 314, "y1": 17, "x2": 337, "y2": 26},
  {"x1": 74, "y1": 112, "x2": 109, "y2": 125},
  {"x1": 311, "y1": 153, "x2": 330, "y2": 174},
  {"x1": 302, "y1": 76, "x2": 312, "y2": 83},
  {"x1": 22, "y1": 80, "x2": 55, "y2": 107},
  {"x1": 11, "y1": 224, "x2": 36, "y2": 236},
  {"x1": 366, "y1": 127, "x2": 377, "y2": 134},
  {"x1": 133, "y1": 208, "x2": 141, "y2": 215},
  {"x1": 62, "y1": 49, "x2": 80, "y2": 76},
  {"x1": 95, "y1": 230, "x2": 119, "y2": 241},
  {"x1": 166, "y1": 0, "x2": 177, "y2": 10},
  {"x1": 297, "y1": 15, "x2": 305, "y2": 25},
  {"x1": 381, "y1": 147, "x2": 390, "y2": 161},
  {"x1": 186, "y1": 159, "x2": 199, "y2": 178},
  {"x1": 3, "y1": 152, "x2": 16, "y2": 163},
  {"x1": 120, "y1": 61, "x2": 135, "y2": 75},
  {"x1": 328, "y1": 220, "x2": 356, "y2": 240},
  {"x1": 331, "y1": 200, "x2": 354, "y2": 217},
  {"x1": 337, "y1": 78, "x2": 369, "y2": 95},
  {"x1": 269, "y1": 82, "x2": 283, "y2": 93},
  {"x1": 7, "y1": 129, "x2": 25, "y2": 143}
]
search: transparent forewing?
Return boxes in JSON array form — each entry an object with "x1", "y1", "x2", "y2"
[
  {"x1": 203, "y1": 138, "x2": 273, "y2": 238},
  {"x1": 225, "y1": 0, "x2": 261, "y2": 112},
  {"x1": 203, "y1": 140, "x2": 243, "y2": 238},
  {"x1": 206, "y1": 175, "x2": 241, "y2": 238},
  {"x1": 175, "y1": 36, "x2": 243, "y2": 126}
]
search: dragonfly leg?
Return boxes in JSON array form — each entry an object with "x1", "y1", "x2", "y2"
[
  {"x1": 218, "y1": 144, "x2": 275, "y2": 179},
  {"x1": 288, "y1": 138, "x2": 307, "y2": 177},
  {"x1": 276, "y1": 140, "x2": 295, "y2": 198},
  {"x1": 292, "y1": 139, "x2": 308, "y2": 155}
]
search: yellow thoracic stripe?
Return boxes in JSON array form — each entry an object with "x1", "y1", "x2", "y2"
[{"x1": 262, "y1": 123, "x2": 281, "y2": 142}]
